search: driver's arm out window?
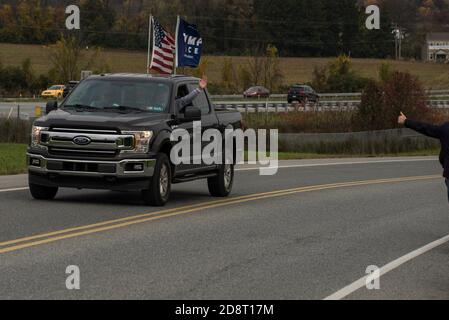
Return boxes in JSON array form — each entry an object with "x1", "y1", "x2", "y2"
[{"x1": 187, "y1": 83, "x2": 210, "y2": 114}]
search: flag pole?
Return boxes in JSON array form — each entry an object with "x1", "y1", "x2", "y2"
[
  {"x1": 147, "y1": 15, "x2": 153, "y2": 74},
  {"x1": 174, "y1": 15, "x2": 180, "y2": 76}
]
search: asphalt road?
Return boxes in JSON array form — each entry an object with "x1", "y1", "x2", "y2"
[{"x1": 0, "y1": 157, "x2": 448, "y2": 300}]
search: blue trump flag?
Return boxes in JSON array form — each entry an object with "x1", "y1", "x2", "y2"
[{"x1": 175, "y1": 17, "x2": 203, "y2": 68}]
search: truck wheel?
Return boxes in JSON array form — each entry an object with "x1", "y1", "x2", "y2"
[
  {"x1": 29, "y1": 183, "x2": 58, "y2": 200},
  {"x1": 142, "y1": 153, "x2": 171, "y2": 206},
  {"x1": 208, "y1": 164, "x2": 234, "y2": 197}
]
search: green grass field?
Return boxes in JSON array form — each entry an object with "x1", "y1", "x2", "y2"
[
  {"x1": 1, "y1": 42, "x2": 449, "y2": 89},
  {"x1": 0, "y1": 144, "x2": 27, "y2": 175}
]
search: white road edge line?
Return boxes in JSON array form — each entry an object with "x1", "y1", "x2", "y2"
[
  {"x1": 325, "y1": 234, "x2": 449, "y2": 300},
  {"x1": 235, "y1": 158, "x2": 437, "y2": 172},
  {"x1": 0, "y1": 187, "x2": 29, "y2": 193}
]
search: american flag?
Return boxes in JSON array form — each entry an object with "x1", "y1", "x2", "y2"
[{"x1": 149, "y1": 18, "x2": 176, "y2": 74}]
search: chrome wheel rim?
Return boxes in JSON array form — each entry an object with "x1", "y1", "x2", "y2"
[
  {"x1": 159, "y1": 164, "x2": 169, "y2": 197},
  {"x1": 224, "y1": 164, "x2": 233, "y2": 190}
]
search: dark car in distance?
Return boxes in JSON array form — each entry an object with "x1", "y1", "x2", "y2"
[
  {"x1": 62, "y1": 81, "x2": 79, "y2": 98},
  {"x1": 287, "y1": 85, "x2": 319, "y2": 104},
  {"x1": 243, "y1": 86, "x2": 270, "y2": 99}
]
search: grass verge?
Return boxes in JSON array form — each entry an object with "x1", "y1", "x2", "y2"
[{"x1": 0, "y1": 144, "x2": 27, "y2": 175}]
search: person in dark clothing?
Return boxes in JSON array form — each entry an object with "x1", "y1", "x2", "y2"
[{"x1": 398, "y1": 112, "x2": 449, "y2": 201}]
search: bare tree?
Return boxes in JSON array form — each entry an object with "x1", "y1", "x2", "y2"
[
  {"x1": 241, "y1": 45, "x2": 284, "y2": 91},
  {"x1": 49, "y1": 35, "x2": 83, "y2": 82}
]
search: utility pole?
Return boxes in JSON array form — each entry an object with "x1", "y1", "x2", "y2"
[
  {"x1": 392, "y1": 24, "x2": 405, "y2": 60},
  {"x1": 394, "y1": 26, "x2": 398, "y2": 60},
  {"x1": 147, "y1": 15, "x2": 152, "y2": 74}
]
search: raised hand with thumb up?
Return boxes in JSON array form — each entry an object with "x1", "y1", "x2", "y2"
[{"x1": 398, "y1": 112, "x2": 407, "y2": 125}]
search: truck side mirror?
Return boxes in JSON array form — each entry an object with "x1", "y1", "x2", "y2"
[
  {"x1": 46, "y1": 100, "x2": 58, "y2": 114},
  {"x1": 181, "y1": 106, "x2": 201, "y2": 122}
]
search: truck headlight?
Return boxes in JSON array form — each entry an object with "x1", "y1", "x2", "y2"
[
  {"x1": 122, "y1": 131, "x2": 153, "y2": 153},
  {"x1": 31, "y1": 126, "x2": 49, "y2": 147}
]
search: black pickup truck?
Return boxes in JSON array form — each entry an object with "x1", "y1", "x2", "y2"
[{"x1": 27, "y1": 74, "x2": 242, "y2": 206}]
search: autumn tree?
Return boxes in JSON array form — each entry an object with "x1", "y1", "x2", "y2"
[
  {"x1": 356, "y1": 70, "x2": 429, "y2": 130},
  {"x1": 49, "y1": 34, "x2": 111, "y2": 83},
  {"x1": 49, "y1": 35, "x2": 83, "y2": 83}
]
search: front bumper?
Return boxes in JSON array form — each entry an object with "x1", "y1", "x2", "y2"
[
  {"x1": 27, "y1": 153, "x2": 156, "y2": 191},
  {"x1": 41, "y1": 94, "x2": 57, "y2": 98},
  {"x1": 28, "y1": 153, "x2": 156, "y2": 177}
]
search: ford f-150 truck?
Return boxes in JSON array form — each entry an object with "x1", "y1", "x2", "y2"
[{"x1": 27, "y1": 74, "x2": 242, "y2": 206}]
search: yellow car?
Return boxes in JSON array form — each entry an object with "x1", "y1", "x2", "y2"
[{"x1": 41, "y1": 85, "x2": 65, "y2": 99}]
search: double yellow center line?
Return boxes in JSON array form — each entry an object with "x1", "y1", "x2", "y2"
[{"x1": 0, "y1": 175, "x2": 440, "y2": 255}]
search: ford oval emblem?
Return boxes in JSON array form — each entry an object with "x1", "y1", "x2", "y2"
[{"x1": 73, "y1": 136, "x2": 91, "y2": 145}]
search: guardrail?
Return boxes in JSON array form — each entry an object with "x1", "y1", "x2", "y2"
[
  {"x1": 215, "y1": 102, "x2": 358, "y2": 113},
  {"x1": 211, "y1": 93, "x2": 360, "y2": 100},
  {"x1": 211, "y1": 89, "x2": 449, "y2": 100},
  {"x1": 0, "y1": 89, "x2": 449, "y2": 102},
  {"x1": 2, "y1": 99, "x2": 449, "y2": 119},
  {"x1": 215, "y1": 100, "x2": 449, "y2": 113},
  {"x1": 1, "y1": 89, "x2": 448, "y2": 102}
]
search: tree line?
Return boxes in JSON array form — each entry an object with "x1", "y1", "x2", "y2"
[{"x1": 0, "y1": 0, "x2": 448, "y2": 59}]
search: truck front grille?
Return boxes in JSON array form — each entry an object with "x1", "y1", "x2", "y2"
[
  {"x1": 41, "y1": 128, "x2": 134, "y2": 159},
  {"x1": 48, "y1": 147, "x2": 119, "y2": 158},
  {"x1": 46, "y1": 160, "x2": 116, "y2": 173}
]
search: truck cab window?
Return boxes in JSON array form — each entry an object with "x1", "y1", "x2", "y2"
[{"x1": 176, "y1": 85, "x2": 189, "y2": 101}]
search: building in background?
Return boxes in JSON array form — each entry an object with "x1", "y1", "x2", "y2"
[{"x1": 423, "y1": 33, "x2": 449, "y2": 63}]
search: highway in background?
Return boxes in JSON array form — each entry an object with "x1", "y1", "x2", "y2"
[
  {"x1": 0, "y1": 157, "x2": 448, "y2": 299},
  {"x1": 1, "y1": 89, "x2": 449, "y2": 118},
  {"x1": 2, "y1": 99, "x2": 449, "y2": 119}
]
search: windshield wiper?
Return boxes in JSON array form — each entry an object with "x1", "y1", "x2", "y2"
[
  {"x1": 63, "y1": 104, "x2": 101, "y2": 112},
  {"x1": 103, "y1": 105, "x2": 145, "y2": 113}
]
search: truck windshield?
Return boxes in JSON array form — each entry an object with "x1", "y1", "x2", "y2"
[{"x1": 62, "y1": 79, "x2": 171, "y2": 113}]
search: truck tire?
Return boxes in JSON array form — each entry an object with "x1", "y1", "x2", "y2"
[
  {"x1": 29, "y1": 183, "x2": 58, "y2": 200},
  {"x1": 142, "y1": 153, "x2": 171, "y2": 206},
  {"x1": 208, "y1": 164, "x2": 234, "y2": 197}
]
